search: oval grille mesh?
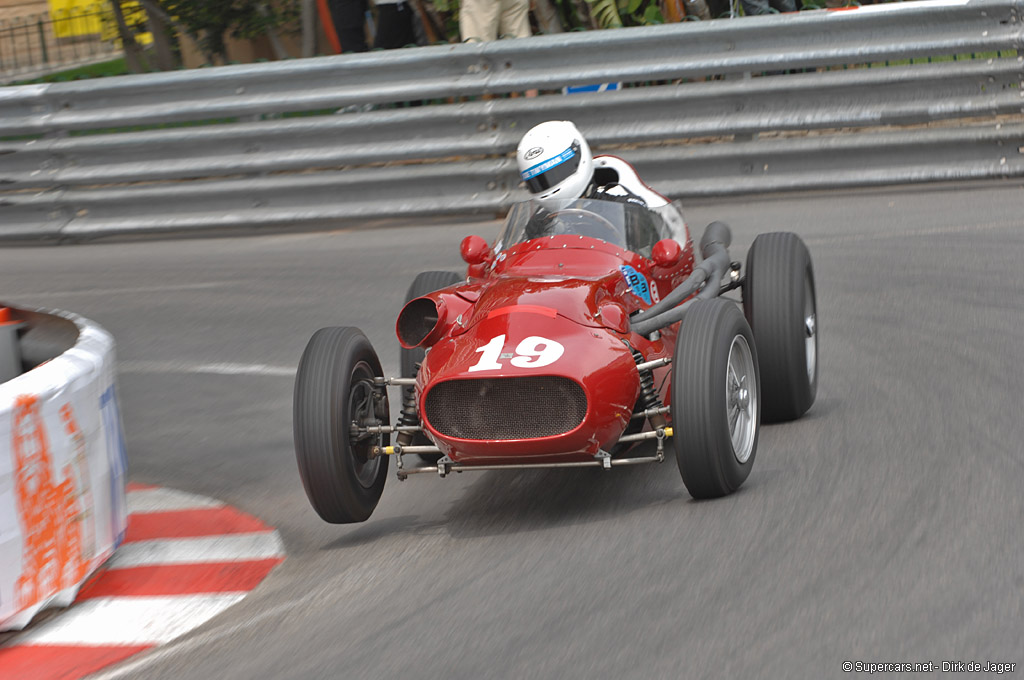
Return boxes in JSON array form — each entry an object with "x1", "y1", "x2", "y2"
[{"x1": 424, "y1": 376, "x2": 587, "y2": 440}]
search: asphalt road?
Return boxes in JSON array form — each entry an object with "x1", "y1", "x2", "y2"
[{"x1": 2, "y1": 181, "x2": 1022, "y2": 679}]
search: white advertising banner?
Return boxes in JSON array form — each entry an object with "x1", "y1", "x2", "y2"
[{"x1": 0, "y1": 312, "x2": 128, "y2": 631}]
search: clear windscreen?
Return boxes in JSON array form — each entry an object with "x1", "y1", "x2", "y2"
[{"x1": 496, "y1": 198, "x2": 673, "y2": 258}]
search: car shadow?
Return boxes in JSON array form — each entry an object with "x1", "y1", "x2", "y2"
[
  {"x1": 762, "y1": 396, "x2": 839, "y2": 425},
  {"x1": 319, "y1": 514, "x2": 446, "y2": 551},
  {"x1": 320, "y1": 439, "x2": 776, "y2": 548},
  {"x1": 435, "y1": 442, "x2": 719, "y2": 540}
]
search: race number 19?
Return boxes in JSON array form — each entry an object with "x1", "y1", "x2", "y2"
[{"x1": 468, "y1": 334, "x2": 565, "y2": 372}]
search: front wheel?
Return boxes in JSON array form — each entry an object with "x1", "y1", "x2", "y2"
[
  {"x1": 294, "y1": 327, "x2": 389, "y2": 524},
  {"x1": 671, "y1": 300, "x2": 760, "y2": 499}
]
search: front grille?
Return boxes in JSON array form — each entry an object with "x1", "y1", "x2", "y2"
[{"x1": 424, "y1": 376, "x2": 587, "y2": 440}]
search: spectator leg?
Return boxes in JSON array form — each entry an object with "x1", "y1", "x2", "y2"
[
  {"x1": 497, "y1": 0, "x2": 531, "y2": 39},
  {"x1": 330, "y1": 0, "x2": 370, "y2": 52},
  {"x1": 374, "y1": 1, "x2": 416, "y2": 49},
  {"x1": 460, "y1": 0, "x2": 501, "y2": 41}
]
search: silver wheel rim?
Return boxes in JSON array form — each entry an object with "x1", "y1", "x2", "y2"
[
  {"x1": 727, "y1": 334, "x2": 757, "y2": 464},
  {"x1": 804, "y1": 274, "x2": 817, "y2": 383}
]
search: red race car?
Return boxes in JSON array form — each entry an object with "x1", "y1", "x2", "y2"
[{"x1": 294, "y1": 195, "x2": 817, "y2": 524}]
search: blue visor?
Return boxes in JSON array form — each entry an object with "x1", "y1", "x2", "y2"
[{"x1": 521, "y1": 141, "x2": 582, "y2": 193}]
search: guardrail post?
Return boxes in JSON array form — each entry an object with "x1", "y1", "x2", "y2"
[{"x1": 0, "y1": 307, "x2": 25, "y2": 383}]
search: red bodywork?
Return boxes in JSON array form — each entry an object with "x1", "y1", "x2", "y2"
[{"x1": 398, "y1": 233, "x2": 695, "y2": 465}]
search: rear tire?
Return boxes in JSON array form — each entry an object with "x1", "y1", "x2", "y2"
[
  {"x1": 672, "y1": 300, "x2": 760, "y2": 499},
  {"x1": 294, "y1": 327, "x2": 389, "y2": 524},
  {"x1": 743, "y1": 232, "x2": 817, "y2": 423},
  {"x1": 400, "y1": 271, "x2": 463, "y2": 462}
]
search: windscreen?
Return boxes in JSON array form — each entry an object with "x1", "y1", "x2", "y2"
[{"x1": 496, "y1": 198, "x2": 671, "y2": 258}]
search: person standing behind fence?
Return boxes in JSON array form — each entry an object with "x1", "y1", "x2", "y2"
[
  {"x1": 374, "y1": 0, "x2": 418, "y2": 48},
  {"x1": 460, "y1": 0, "x2": 531, "y2": 42},
  {"x1": 329, "y1": 0, "x2": 370, "y2": 51},
  {"x1": 739, "y1": 0, "x2": 796, "y2": 16}
]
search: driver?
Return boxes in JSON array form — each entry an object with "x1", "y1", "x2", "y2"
[
  {"x1": 515, "y1": 121, "x2": 686, "y2": 242},
  {"x1": 516, "y1": 120, "x2": 657, "y2": 210}
]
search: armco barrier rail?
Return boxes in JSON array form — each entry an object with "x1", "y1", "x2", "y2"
[
  {"x1": 0, "y1": 304, "x2": 128, "y2": 631},
  {"x1": 1, "y1": 0, "x2": 1022, "y2": 241}
]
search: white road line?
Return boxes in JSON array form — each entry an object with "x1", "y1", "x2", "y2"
[
  {"x1": 16, "y1": 594, "x2": 246, "y2": 646},
  {"x1": 108, "y1": 534, "x2": 285, "y2": 570},
  {"x1": 126, "y1": 487, "x2": 225, "y2": 514},
  {"x1": 1, "y1": 282, "x2": 230, "y2": 298},
  {"x1": 117, "y1": 360, "x2": 294, "y2": 377}
]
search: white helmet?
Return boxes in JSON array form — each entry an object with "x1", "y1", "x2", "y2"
[{"x1": 516, "y1": 121, "x2": 593, "y2": 209}]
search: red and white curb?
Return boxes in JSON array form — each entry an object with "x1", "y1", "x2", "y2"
[{"x1": 0, "y1": 482, "x2": 285, "y2": 680}]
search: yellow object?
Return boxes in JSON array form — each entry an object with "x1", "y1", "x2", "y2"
[
  {"x1": 49, "y1": 0, "x2": 102, "y2": 38},
  {"x1": 48, "y1": 0, "x2": 152, "y2": 45},
  {"x1": 664, "y1": 427, "x2": 674, "y2": 437}
]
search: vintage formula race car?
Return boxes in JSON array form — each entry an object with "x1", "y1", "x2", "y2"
[{"x1": 294, "y1": 195, "x2": 817, "y2": 524}]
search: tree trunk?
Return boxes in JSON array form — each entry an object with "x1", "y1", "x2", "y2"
[
  {"x1": 573, "y1": 0, "x2": 600, "y2": 29},
  {"x1": 111, "y1": 0, "x2": 146, "y2": 72},
  {"x1": 301, "y1": 0, "x2": 316, "y2": 57},
  {"x1": 257, "y1": 3, "x2": 291, "y2": 60},
  {"x1": 264, "y1": 24, "x2": 290, "y2": 60},
  {"x1": 407, "y1": 0, "x2": 440, "y2": 44},
  {"x1": 416, "y1": 0, "x2": 452, "y2": 42},
  {"x1": 532, "y1": 0, "x2": 564, "y2": 33},
  {"x1": 143, "y1": 1, "x2": 177, "y2": 69},
  {"x1": 140, "y1": 0, "x2": 212, "y2": 66}
]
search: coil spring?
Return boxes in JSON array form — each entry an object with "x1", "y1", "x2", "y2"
[
  {"x1": 396, "y1": 375, "x2": 420, "y2": 446},
  {"x1": 632, "y1": 348, "x2": 662, "y2": 412}
]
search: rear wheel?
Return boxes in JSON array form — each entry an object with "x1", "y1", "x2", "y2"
[
  {"x1": 671, "y1": 300, "x2": 760, "y2": 499},
  {"x1": 294, "y1": 327, "x2": 389, "y2": 524},
  {"x1": 743, "y1": 232, "x2": 817, "y2": 423},
  {"x1": 400, "y1": 271, "x2": 463, "y2": 462}
]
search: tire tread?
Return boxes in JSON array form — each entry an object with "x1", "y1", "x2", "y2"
[
  {"x1": 294, "y1": 327, "x2": 388, "y2": 524},
  {"x1": 743, "y1": 232, "x2": 816, "y2": 423},
  {"x1": 672, "y1": 299, "x2": 760, "y2": 499}
]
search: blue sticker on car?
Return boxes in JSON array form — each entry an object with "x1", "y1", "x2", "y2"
[{"x1": 619, "y1": 265, "x2": 652, "y2": 305}]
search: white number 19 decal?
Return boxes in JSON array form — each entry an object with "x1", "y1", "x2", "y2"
[
  {"x1": 511, "y1": 336, "x2": 564, "y2": 368},
  {"x1": 468, "y1": 334, "x2": 565, "y2": 372}
]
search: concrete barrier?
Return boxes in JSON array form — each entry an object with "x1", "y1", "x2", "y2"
[{"x1": 0, "y1": 303, "x2": 128, "y2": 631}]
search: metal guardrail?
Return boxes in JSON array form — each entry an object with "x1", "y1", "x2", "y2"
[{"x1": 1, "y1": 0, "x2": 1022, "y2": 241}]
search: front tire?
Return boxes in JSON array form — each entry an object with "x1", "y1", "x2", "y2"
[
  {"x1": 294, "y1": 327, "x2": 389, "y2": 524},
  {"x1": 672, "y1": 300, "x2": 760, "y2": 499},
  {"x1": 743, "y1": 232, "x2": 817, "y2": 423}
]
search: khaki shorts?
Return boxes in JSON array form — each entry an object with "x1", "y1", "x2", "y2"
[{"x1": 460, "y1": 0, "x2": 531, "y2": 41}]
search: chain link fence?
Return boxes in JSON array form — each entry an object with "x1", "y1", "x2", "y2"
[{"x1": 0, "y1": 2, "x2": 146, "y2": 83}]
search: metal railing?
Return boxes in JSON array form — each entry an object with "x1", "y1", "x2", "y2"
[{"x1": 1, "y1": 0, "x2": 1022, "y2": 242}]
